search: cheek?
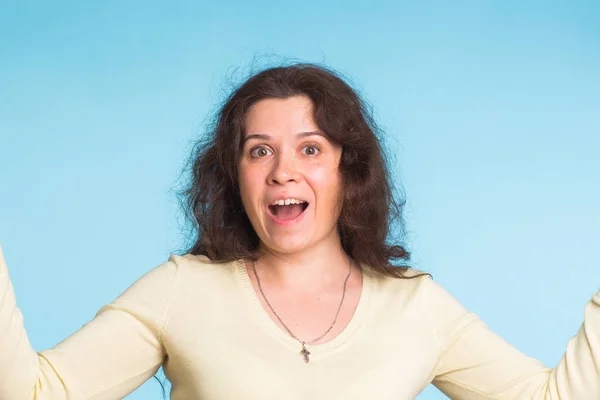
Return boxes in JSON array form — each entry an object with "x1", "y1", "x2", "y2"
[
  {"x1": 238, "y1": 166, "x2": 269, "y2": 220},
  {"x1": 309, "y1": 165, "x2": 343, "y2": 206},
  {"x1": 237, "y1": 170, "x2": 257, "y2": 206}
]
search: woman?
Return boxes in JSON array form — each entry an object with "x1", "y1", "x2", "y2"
[{"x1": 1, "y1": 63, "x2": 598, "y2": 400}]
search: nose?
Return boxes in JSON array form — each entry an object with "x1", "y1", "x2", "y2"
[{"x1": 268, "y1": 151, "x2": 301, "y2": 185}]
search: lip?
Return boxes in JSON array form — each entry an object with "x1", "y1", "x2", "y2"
[{"x1": 266, "y1": 202, "x2": 310, "y2": 226}]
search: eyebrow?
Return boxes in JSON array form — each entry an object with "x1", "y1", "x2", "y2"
[{"x1": 242, "y1": 131, "x2": 325, "y2": 145}]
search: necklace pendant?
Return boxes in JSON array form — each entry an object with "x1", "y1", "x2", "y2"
[{"x1": 300, "y1": 342, "x2": 311, "y2": 363}]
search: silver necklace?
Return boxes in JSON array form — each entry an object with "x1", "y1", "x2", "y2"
[{"x1": 251, "y1": 258, "x2": 352, "y2": 363}]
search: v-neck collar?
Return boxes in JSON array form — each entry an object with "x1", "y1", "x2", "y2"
[{"x1": 234, "y1": 258, "x2": 373, "y2": 359}]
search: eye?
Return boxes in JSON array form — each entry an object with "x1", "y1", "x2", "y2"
[
  {"x1": 250, "y1": 146, "x2": 273, "y2": 158},
  {"x1": 301, "y1": 144, "x2": 321, "y2": 156}
]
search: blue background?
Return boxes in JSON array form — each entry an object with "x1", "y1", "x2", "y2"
[{"x1": 1, "y1": 1, "x2": 598, "y2": 398}]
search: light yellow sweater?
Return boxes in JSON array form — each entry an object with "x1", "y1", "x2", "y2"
[{"x1": 1, "y1": 246, "x2": 599, "y2": 399}]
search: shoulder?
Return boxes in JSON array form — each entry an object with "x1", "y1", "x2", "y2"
[
  {"x1": 366, "y1": 266, "x2": 433, "y2": 298},
  {"x1": 165, "y1": 253, "x2": 243, "y2": 296},
  {"x1": 168, "y1": 253, "x2": 240, "y2": 277},
  {"x1": 366, "y1": 265, "x2": 469, "y2": 324},
  {"x1": 124, "y1": 254, "x2": 240, "y2": 298}
]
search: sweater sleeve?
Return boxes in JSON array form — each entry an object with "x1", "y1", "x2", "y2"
[
  {"x1": 427, "y1": 277, "x2": 600, "y2": 399},
  {"x1": 0, "y1": 245, "x2": 178, "y2": 400}
]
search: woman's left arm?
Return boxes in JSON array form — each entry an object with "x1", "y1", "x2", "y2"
[{"x1": 427, "y1": 278, "x2": 600, "y2": 399}]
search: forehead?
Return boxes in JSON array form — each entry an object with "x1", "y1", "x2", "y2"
[{"x1": 244, "y1": 96, "x2": 317, "y2": 136}]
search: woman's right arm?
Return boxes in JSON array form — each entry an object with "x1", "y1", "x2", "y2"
[{"x1": 0, "y1": 245, "x2": 178, "y2": 400}]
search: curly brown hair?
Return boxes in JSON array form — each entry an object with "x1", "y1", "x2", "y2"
[{"x1": 180, "y1": 63, "x2": 422, "y2": 279}]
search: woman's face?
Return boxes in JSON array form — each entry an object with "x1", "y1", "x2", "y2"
[{"x1": 238, "y1": 95, "x2": 343, "y2": 255}]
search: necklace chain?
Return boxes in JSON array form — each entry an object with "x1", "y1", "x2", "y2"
[{"x1": 251, "y1": 258, "x2": 352, "y2": 363}]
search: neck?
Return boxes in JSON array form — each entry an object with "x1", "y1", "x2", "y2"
[{"x1": 255, "y1": 235, "x2": 352, "y2": 291}]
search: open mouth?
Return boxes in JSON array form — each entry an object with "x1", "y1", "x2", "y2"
[{"x1": 268, "y1": 201, "x2": 309, "y2": 221}]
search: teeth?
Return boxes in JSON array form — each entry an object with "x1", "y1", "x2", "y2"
[{"x1": 271, "y1": 198, "x2": 306, "y2": 206}]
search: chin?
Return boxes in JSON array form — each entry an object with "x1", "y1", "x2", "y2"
[{"x1": 265, "y1": 236, "x2": 314, "y2": 255}]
